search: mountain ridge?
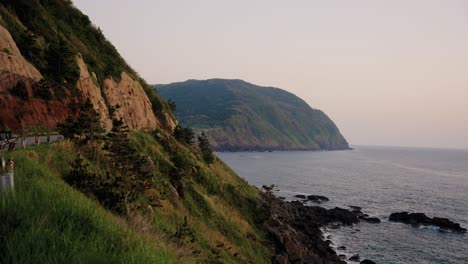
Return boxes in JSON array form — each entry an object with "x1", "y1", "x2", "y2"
[{"x1": 156, "y1": 79, "x2": 350, "y2": 151}]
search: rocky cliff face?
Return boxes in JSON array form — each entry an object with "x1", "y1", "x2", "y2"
[
  {"x1": 76, "y1": 56, "x2": 112, "y2": 130},
  {"x1": 0, "y1": 21, "x2": 171, "y2": 133},
  {"x1": 0, "y1": 25, "x2": 42, "y2": 81},
  {"x1": 0, "y1": 24, "x2": 70, "y2": 131},
  {"x1": 103, "y1": 72, "x2": 160, "y2": 130}
]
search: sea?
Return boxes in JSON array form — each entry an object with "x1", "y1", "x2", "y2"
[{"x1": 217, "y1": 146, "x2": 468, "y2": 264}]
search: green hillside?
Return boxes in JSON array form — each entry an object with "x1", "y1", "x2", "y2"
[
  {"x1": 1, "y1": 130, "x2": 271, "y2": 263},
  {"x1": 0, "y1": 1, "x2": 271, "y2": 263},
  {"x1": 156, "y1": 79, "x2": 349, "y2": 151}
]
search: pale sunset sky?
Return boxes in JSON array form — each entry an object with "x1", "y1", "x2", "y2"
[{"x1": 73, "y1": 0, "x2": 468, "y2": 149}]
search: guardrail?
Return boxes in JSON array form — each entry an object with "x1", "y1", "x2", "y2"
[
  {"x1": 0, "y1": 135, "x2": 64, "y2": 152},
  {"x1": 0, "y1": 134, "x2": 63, "y2": 192}
]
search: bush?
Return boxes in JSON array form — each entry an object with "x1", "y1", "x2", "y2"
[
  {"x1": 10, "y1": 81, "x2": 28, "y2": 100},
  {"x1": 198, "y1": 133, "x2": 214, "y2": 164},
  {"x1": 173, "y1": 125, "x2": 195, "y2": 145}
]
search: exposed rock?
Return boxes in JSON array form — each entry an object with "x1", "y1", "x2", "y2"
[
  {"x1": 337, "y1": 246, "x2": 346, "y2": 250},
  {"x1": 0, "y1": 25, "x2": 42, "y2": 82},
  {"x1": 349, "y1": 206, "x2": 362, "y2": 211},
  {"x1": 389, "y1": 212, "x2": 466, "y2": 233},
  {"x1": 360, "y1": 260, "x2": 376, "y2": 264},
  {"x1": 104, "y1": 72, "x2": 160, "y2": 130},
  {"x1": 261, "y1": 192, "x2": 360, "y2": 264},
  {"x1": 293, "y1": 194, "x2": 307, "y2": 199},
  {"x1": 349, "y1": 254, "x2": 360, "y2": 262},
  {"x1": 76, "y1": 56, "x2": 112, "y2": 130},
  {"x1": 360, "y1": 216, "x2": 381, "y2": 224},
  {"x1": 307, "y1": 195, "x2": 330, "y2": 203}
]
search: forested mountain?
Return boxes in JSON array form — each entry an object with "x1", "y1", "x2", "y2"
[{"x1": 157, "y1": 79, "x2": 349, "y2": 151}]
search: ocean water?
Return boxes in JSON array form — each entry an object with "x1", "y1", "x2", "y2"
[{"x1": 217, "y1": 146, "x2": 468, "y2": 264}]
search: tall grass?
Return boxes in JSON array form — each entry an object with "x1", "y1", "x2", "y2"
[
  {"x1": 0, "y1": 131, "x2": 272, "y2": 263},
  {"x1": 0, "y1": 143, "x2": 179, "y2": 264}
]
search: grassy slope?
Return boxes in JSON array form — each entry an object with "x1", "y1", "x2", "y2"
[
  {"x1": 0, "y1": 131, "x2": 271, "y2": 263},
  {"x1": 0, "y1": 142, "x2": 179, "y2": 264},
  {"x1": 156, "y1": 79, "x2": 349, "y2": 151}
]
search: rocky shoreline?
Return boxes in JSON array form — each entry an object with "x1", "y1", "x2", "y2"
[
  {"x1": 260, "y1": 189, "x2": 467, "y2": 264},
  {"x1": 260, "y1": 190, "x2": 373, "y2": 264}
]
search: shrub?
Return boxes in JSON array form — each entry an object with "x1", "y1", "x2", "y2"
[
  {"x1": 198, "y1": 133, "x2": 214, "y2": 164},
  {"x1": 10, "y1": 81, "x2": 28, "y2": 100},
  {"x1": 173, "y1": 125, "x2": 195, "y2": 145}
]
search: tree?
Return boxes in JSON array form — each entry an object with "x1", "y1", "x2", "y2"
[
  {"x1": 173, "y1": 125, "x2": 195, "y2": 145},
  {"x1": 57, "y1": 99, "x2": 104, "y2": 141},
  {"x1": 45, "y1": 37, "x2": 79, "y2": 85},
  {"x1": 198, "y1": 132, "x2": 214, "y2": 164},
  {"x1": 168, "y1": 99, "x2": 176, "y2": 111},
  {"x1": 16, "y1": 30, "x2": 44, "y2": 68}
]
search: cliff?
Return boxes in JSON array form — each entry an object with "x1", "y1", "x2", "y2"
[
  {"x1": 0, "y1": 1, "x2": 272, "y2": 263},
  {"x1": 0, "y1": 1, "x2": 174, "y2": 132},
  {"x1": 156, "y1": 79, "x2": 350, "y2": 151}
]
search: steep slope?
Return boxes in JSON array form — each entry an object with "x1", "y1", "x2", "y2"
[
  {"x1": 0, "y1": 1, "x2": 272, "y2": 263},
  {"x1": 0, "y1": 0, "x2": 174, "y2": 132},
  {"x1": 156, "y1": 79, "x2": 349, "y2": 151}
]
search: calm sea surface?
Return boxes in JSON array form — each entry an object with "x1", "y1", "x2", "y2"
[{"x1": 217, "y1": 146, "x2": 468, "y2": 264}]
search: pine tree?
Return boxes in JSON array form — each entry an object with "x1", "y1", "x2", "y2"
[{"x1": 198, "y1": 133, "x2": 214, "y2": 164}]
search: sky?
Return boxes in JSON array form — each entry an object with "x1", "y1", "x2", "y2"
[{"x1": 73, "y1": 0, "x2": 468, "y2": 149}]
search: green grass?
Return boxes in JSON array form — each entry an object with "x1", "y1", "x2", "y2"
[
  {"x1": 0, "y1": 143, "x2": 180, "y2": 264},
  {"x1": 0, "y1": 132, "x2": 273, "y2": 263}
]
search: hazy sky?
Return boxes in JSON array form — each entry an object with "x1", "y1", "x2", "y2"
[{"x1": 73, "y1": 0, "x2": 468, "y2": 149}]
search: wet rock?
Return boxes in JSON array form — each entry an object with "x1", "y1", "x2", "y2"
[
  {"x1": 389, "y1": 212, "x2": 466, "y2": 233},
  {"x1": 262, "y1": 192, "x2": 352, "y2": 263},
  {"x1": 360, "y1": 260, "x2": 376, "y2": 264},
  {"x1": 307, "y1": 195, "x2": 330, "y2": 203},
  {"x1": 338, "y1": 254, "x2": 346, "y2": 260},
  {"x1": 294, "y1": 194, "x2": 307, "y2": 199},
  {"x1": 360, "y1": 216, "x2": 381, "y2": 223},
  {"x1": 349, "y1": 205, "x2": 362, "y2": 211},
  {"x1": 349, "y1": 254, "x2": 360, "y2": 262},
  {"x1": 337, "y1": 246, "x2": 346, "y2": 250}
]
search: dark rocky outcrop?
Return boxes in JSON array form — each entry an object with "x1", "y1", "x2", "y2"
[
  {"x1": 294, "y1": 194, "x2": 307, "y2": 199},
  {"x1": 360, "y1": 260, "x2": 376, "y2": 264},
  {"x1": 359, "y1": 216, "x2": 381, "y2": 224},
  {"x1": 261, "y1": 191, "x2": 361, "y2": 264},
  {"x1": 307, "y1": 195, "x2": 330, "y2": 203},
  {"x1": 389, "y1": 212, "x2": 466, "y2": 233},
  {"x1": 349, "y1": 254, "x2": 360, "y2": 262}
]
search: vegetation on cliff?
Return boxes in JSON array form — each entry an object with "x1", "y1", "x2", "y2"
[
  {"x1": 1, "y1": 126, "x2": 272, "y2": 263},
  {"x1": 0, "y1": 1, "x2": 350, "y2": 263},
  {"x1": 0, "y1": 0, "x2": 173, "y2": 131},
  {"x1": 156, "y1": 79, "x2": 349, "y2": 151}
]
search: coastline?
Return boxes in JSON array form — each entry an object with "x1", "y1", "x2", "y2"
[{"x1": 260, "y1": 190, "x2": 363, "y2": 264}]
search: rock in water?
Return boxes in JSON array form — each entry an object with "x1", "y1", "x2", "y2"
[
  {"x1": 293, "y1": 194, "x2": 307, "y2": 199},
  {"x1": 307, "y1": 195, "x2": 330, "y2": 203},
  {"x1": 349, "y1": 254, "x2": 360, "y2": 262},
  {"x1": 360, "y1": 260, "x2": 376, "y2": 264},
  {"x1": 360, "y1": 216, "x2": 381, "y2": 224},
  {"x1": 389, "y1": 212, "x2": 467, "y2": 233}
]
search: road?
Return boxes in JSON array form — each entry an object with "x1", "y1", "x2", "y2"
[{"x1": 0, "y1": 135, "x2": 64, "y2": 152}]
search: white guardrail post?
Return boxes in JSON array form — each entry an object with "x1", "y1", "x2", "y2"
[{"x1": 0, "y1": 157, "x2": 14, "y2": 191}]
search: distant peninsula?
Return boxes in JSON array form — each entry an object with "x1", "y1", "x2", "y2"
[{"x1": 155, "y1": 79, "x2": 349, "y2": 151}]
